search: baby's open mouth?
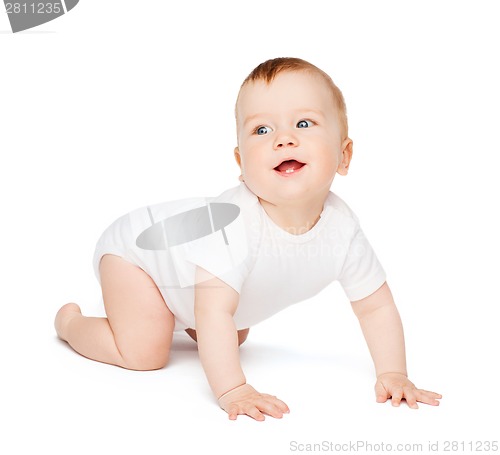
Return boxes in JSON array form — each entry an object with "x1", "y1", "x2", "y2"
[{"x1": 274, "y1": 160, "x2": 306, "y2": 174}]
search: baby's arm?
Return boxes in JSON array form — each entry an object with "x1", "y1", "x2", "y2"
[
  {"x1": 194, "y1": 267, "x2": 289, "y2": 420},
  {"x1": 351, "y1": 282, "x2": 442, "y2": 408}
]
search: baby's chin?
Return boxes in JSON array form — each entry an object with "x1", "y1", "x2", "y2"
[
  {"x1": 256, "y1": 188, "x2": 328, "y2": 208},
  {"x1": 243, "y1": 172, "x2": 334, "y2": 205}
]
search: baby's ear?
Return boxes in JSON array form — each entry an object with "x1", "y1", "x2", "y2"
[
  {"x1": 337, "y1": 138, "x2": 353, "y2": 176},
  {"x1": 234, "y1": 147, "x2": 245, "y2": 182},
  {"x1": 234, "y1": 147, "x2": 242, "y2": 168}
]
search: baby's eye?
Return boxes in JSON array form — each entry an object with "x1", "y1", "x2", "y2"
[
  {"x1": 297, "y1": 120, "x2": 313, "y2": 128},
  {"x1": 255, "y1": 125, "x2": 272, "y2": 135}
]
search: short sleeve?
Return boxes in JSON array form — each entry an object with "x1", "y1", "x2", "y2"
[{"x1": 338, "y1": 224, "x2": 386, "y2": 301}]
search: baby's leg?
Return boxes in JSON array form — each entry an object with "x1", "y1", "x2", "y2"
[{"x1": 55, "y1": 254, "x2": 175, "y2": 370}]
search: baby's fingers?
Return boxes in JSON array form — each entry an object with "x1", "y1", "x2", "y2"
[
  {"x1": 375, "y1": 381, "x2": 413, "y2": 408},
  {"x1": 390, "y1": 387, "x2": 404, "y2": 407},
  {"x1": 259, "y1": 396, "x2": 290, "y2": 419},
  {"x1": 402, "y1": 386, "x2": 419, "y2": 409},
  {"x1": 226, "y1": 403, "x2": 265, "y2": 421},
  {"x1": 414, "y1": 389, "x2": 442, "y2": 406},
  {"x1": 227, "y1": 399, "x2": 283, "y2": 421},
  {"x1": 218, "y1": 384, "x2": 290, "y2": 421},
  {"x1": 398, "y1": 388, "x2": 442, "y2": 409},
  {"x1": 375, "y1": 381, "x2": 389, "y2": 403},
  {"x1": 261, "y1": 394, "x2": 290, "y2": 415}
]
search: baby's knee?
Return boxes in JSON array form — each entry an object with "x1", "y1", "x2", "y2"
[
  {"x1": 117, "y1": 337, "x2": 171, "y2": 371},
  {"x1": 122, "y1": 349, "x2": 170, "y2": 371}
]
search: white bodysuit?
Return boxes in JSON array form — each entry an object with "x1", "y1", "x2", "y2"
[{"x1": 92, "y1": 183, "x2": 386, "y2": 331}]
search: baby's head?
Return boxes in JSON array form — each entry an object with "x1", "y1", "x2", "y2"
[
  {"x1": 234, "y1": 57, "x2": 353, "y2": 208},
  {"x1": 236, "y1": 57, "x2": 348, "y2": 140}
]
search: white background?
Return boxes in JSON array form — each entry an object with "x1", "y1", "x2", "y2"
[{"x1": 1, "y1": 1, "x2": 499, "y2": 454}]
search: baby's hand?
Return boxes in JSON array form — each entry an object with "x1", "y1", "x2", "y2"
[
  {"x1": 218, "y1": 383, "x2": 290, "y2": 421},
  {"x1": 375, "y1": 372, "x2": 442, "y2": 409}
]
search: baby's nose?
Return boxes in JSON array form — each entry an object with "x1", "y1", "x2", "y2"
[{"x1": 273, "y1": 132, "x2": 298, "y2": 149}]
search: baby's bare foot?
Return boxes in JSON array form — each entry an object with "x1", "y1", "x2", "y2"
[{"x1": 55, "y1": 303, "x2": 82, "y2": 341}]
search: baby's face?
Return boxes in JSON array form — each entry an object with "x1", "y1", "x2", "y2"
[{"x1": 235, "y1": 71, "x2": 352, "y2": 207}]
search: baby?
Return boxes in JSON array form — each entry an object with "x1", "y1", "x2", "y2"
[{"x1": 55, "y1": 57, "x2": 441, "y2": 420}]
